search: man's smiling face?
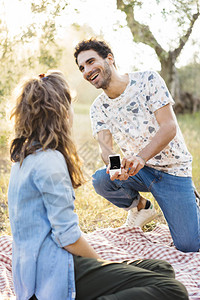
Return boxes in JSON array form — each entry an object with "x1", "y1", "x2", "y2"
[{"x1": 77, "y1": 49, "x2": 112, "y2": 89}]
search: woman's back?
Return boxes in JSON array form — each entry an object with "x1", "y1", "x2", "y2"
[{"x1": 8, "y1": 149, "x2": 79, "y2": 300}]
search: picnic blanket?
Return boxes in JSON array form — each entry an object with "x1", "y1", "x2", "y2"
[{"x1": 0, "y1": 224, "x2": 200, "y2": 299}]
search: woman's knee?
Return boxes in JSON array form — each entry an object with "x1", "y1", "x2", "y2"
[
  {"x1": 150, "y1": 259, "x2": 175, "y2": 278},
  {"x1": 167, "y1": 279, "x2": 189, "y2": 300},
  {"x1": 132, "y1": 259, "x2": 175, "y2": 278}
]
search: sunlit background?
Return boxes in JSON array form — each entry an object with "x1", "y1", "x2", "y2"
[
  {"x1": 0, "y1": 0, "x2": 199, "y2": 238},
  {"x1": 2, "y1": 0, "x2": 200, "y2": 71}
]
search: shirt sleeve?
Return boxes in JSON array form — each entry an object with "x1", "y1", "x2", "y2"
[
  {"x1": 34, "y1": 150, "x2": 81, "y2": 248},
  {"x1": 90, "y1": 97, "x2": 111, "y2": 137},
  {"x1": 146, "y1": 71, "x2": 175, "y2": 113}
]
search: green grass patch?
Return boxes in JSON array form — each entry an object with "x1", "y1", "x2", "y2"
[
  {"x1": 177, "y1": 112, "x2": 200, "y2": 190},
  {"x1": 0, "y1": 172, "x2": 11, "y2": 235}
]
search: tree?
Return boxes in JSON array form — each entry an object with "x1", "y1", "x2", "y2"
[
  {"x1": 0, "y1": 0, "x2": 69, "y2": 100},
  {"x1": 177, "y1": 59, "x2": 200, "y2": 113},
  {"x1": 0, "y1": 0, "x2": 70, "y2": 148},
  {"x1": 116, "y1": 0, "x2": 200, "y2": 108}
]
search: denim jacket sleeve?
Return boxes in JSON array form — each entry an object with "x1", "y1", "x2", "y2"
[{"x1": 33, "y1": 150, "x2": 82, "y2": 248}]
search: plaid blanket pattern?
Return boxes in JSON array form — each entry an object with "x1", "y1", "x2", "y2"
[{"x1": 0, "y1": 225, "x2": 200, "y2": 299}]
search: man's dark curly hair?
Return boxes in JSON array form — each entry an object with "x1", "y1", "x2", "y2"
[{"x1": 74, "y1": 38, "x2": 116, "y2": 67}]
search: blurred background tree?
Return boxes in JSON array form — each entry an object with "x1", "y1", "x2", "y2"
[
  {"x1": 116, "y1": 0, "x2": 200, "y2": 113},
  {"x1": 0, "y1": 0, "x2": 200, "y2": 110},
  {"x1": 0, "y1": 0, "x2": 200, "y2": 150}
]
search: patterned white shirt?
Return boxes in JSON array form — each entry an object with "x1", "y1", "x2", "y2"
[{"x1": 90, "y1": 70, "x2": 192, "y2": 177}]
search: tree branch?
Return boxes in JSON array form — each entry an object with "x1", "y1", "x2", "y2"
[
  {"x1": 117, "y1": 0, "x2": 167, "y2": 61},
  {"x1": 173, "y1": 10, "x2": 200, "y2": 60}
]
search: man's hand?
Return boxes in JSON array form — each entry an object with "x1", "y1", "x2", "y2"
[
  {"x1": 106, "y1": 165, "x2": 129, "y2": 181},
  {"x1": 122, "y1": 155, "x2": 145, "y2": 177},
  {"x1": 106, "y1": 155, "x2": 145, "y2": 181}
]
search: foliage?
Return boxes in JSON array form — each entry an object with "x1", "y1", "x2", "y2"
[
  {"x1": 38, "y1": 44, "x2": 63, "y2": 69},
  {"x1": 117, "y1": 0, "x2": 200, "y2": 43},
  {"x1": 31, "y1": 0, "x2": 69, "y2": 15},
  {"x1": 178, "y1": 62, "x2": 200, "y2": 98},
  {"x1": 0, "y1": 0, "x2": 71, "y2": 99}
]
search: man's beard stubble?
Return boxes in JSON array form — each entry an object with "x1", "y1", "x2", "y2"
[{"x1": 97, "y1": 61, "x2": 112, "y2": 90}]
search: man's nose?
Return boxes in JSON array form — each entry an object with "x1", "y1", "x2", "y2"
[{"x1": 83, "y1": 65, "x2": 92, "y2": 79}]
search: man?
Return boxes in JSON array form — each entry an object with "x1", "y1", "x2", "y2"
[{"x1": 74, "y1": 38, "x2": 200, "y2": 252}]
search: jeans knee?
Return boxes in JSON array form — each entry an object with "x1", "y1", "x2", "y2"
[
  {"x1": 92, "y1": 168, "x2": 109, "y2": 195},
  {"x1": 175, "y1": 239, "x2": 200, "y2": 253}
]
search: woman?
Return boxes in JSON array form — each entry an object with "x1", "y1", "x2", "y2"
[{"x1": 8, "y1": 71, "x2": 188, "y2": 300}]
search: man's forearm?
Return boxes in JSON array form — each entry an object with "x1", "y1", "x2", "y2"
[
  {"x1": 138, "y1": 121, "x2": 177, "y2": 163},
  {"x1": 97, "y1": 130, "x2": 114, "y2": 165},
  {"x1": 101, "y1": 149, "x2": 115, "y2": 165}
]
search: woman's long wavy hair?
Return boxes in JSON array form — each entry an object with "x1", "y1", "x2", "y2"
[{"x1": 10, "y1": 70, "x2": 85, "y2": 188}]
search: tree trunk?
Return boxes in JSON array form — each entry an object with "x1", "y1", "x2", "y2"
[
  {"x1": 160, "y1": 53, "x2": 181, "y2": 104},
  {"x1": 160, "y1": 56, "x2": 200, "y2": 113}
]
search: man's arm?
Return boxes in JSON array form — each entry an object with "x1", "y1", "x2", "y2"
[
  {"x1": 118, "y1": 104, "x2": 177, "y2": 179},
  {"x1": 97, "y1": 129, "x2": 115, "y2": 165},
  {"x1": 137, "y1": 103, "x2": 177, "y2": 163}
]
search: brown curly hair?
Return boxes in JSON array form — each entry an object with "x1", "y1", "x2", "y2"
[
  {"x1": 10, "y1": 70, "x2": 85, "y2": 188},
  {"x1": 74, "y1": 38, "x2": 116, "y2": 67}
]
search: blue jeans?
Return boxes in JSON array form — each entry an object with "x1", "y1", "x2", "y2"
[{"x1": 92, "y1": 166, "x2": 200, "y2": 252}]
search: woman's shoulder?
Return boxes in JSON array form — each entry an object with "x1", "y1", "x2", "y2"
[
  {"x1": 29, "y1": 149, "x2": 67, "y2": 176},
  {"x1": 35, "y1": 149, "x2": 66, "y2": 167},
  {"x1": 32, "y1": 149, "x2": 71, "y2": 186},
  {"x1": 35, "y1": 148, "x2": 64, "y2": 160}
]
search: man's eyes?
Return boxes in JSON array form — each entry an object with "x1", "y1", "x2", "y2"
[{"x1": 79, "y1": 59, "x2": 95, "y2": 72}]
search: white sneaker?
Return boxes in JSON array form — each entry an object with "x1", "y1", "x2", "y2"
[{"x1": 125, "y1": 204, "x2": 157, "y2": 228}]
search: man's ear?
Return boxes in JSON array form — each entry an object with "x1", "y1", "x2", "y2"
[{"x1": 107, "y1": 53, "x2": 115, "y2": 65}]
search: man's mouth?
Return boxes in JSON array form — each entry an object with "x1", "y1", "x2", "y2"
[{"x1": 89, "y1": 72, "x2": 99, "y2": 82}]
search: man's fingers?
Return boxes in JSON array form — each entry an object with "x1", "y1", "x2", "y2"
[
  {"x1": 129, "y1": 162, "x2": 143, "y2": 176},
  {"x1": 121, "y1": 157, "x2": 126, "y2": 168},
  {"x1": 124, "y1": 158, "x2": 133, "y2": 172},
  {"x1": 128, "y1": 161, "x2": 138, "y2": 174},
  {"x1": 110, "y1": 171, "x2": 119, "y2": 181},
  {"x1": 106, "y1": 164, "x2": 110, "y2": 174},
  {"x1": 110, "y1": 169, "x2": 129, "y2": 181}
]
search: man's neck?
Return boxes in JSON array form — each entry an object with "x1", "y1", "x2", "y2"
[{"x1": 103, "y1": 73, "x2": 129, "y2": 99}]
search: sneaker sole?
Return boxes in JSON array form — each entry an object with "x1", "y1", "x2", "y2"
[{"x1": 139, "y1": 212, "x2": 158, "y2": 228}]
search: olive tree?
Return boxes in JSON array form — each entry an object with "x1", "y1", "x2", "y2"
[{"x1": 116, "y1": 0, "x2": 200, "y2": 107}]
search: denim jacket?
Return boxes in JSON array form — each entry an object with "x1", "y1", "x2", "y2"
[{"x1": 8, "y1": 149, "x2": 81, "y2": 300}]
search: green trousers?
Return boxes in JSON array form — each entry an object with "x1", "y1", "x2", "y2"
[{"x1": 73, "y1": 256, "x2": 188, "y2": 300}]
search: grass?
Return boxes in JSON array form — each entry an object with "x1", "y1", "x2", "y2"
[
  {"x1": 0, "y1": 171, "x2": 11, "y2": 235},
  {"x1": 177, "y1": 112, "x2": 200, "y2": 191},
  {"x1": 0, "y1": 110, "x2": 199, "y2": 236}
]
